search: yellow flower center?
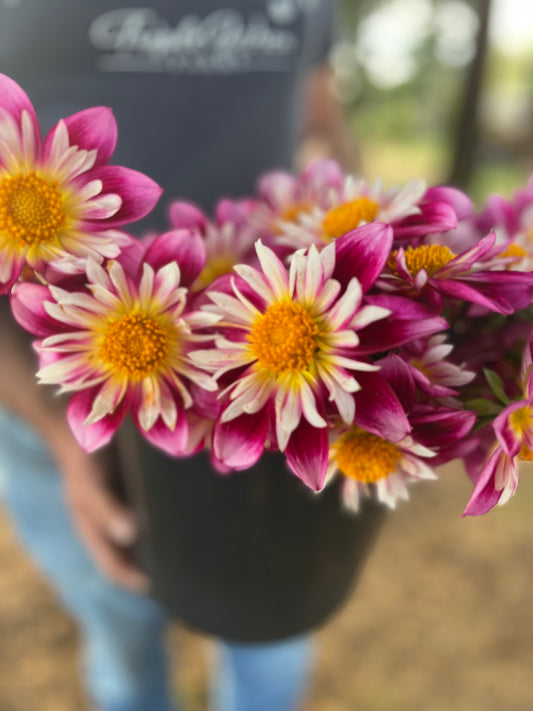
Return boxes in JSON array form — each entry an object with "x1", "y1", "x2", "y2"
[
  {"x1": 389, "y1": 244, "x2": 455, "y2": 277},
  {"x1": 500, "y1": 242, "x2": 527, "y2": 268},
  {"x1": 518, "y1": 443, "x2": 533, "y2": 462},
  {"x1": 280, "y1": 200, "x2": 312, "y2": 223},
  {"x1": 100, "y1": 312, "x2": 170, "y2": 380},
  {"x1": 322, "y1": 197, "x2": 379, "y2": 240},
  {"x1": 509, "y1": 404, "x2": 532, "y2": 437},
  {"x1": 249, "y1": 300, "x2": 320, "y2": 373},
  {"x1": 335, "y1": 428, "x2": 400, "y2": 483},
  {"x1": 0, "y1": 171, "x2": 65, "y2": 246},
  {"x1": 500, "y1": 243, "x2": 527, "y2": 259},
  {"x1": 509, "y1": 405, "x2": 533, "y2": 461},
  {"x1": 194, "y1": 256, "x2": 235, "y2": 290}
]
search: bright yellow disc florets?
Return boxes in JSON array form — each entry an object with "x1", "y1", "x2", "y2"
[
  {"x1": 195, "y1": 256, "x2": 235, "y2": 290},
  {"x1": 249, "y1": 300, "x2": 320, "y2": 373},
  {"x1": 0, "y1": 171, "x2": 65, "y2": 246},
  {"x1": 100, "y1": 312, "x2": 170, "y2": 380},
  {"x1": 508, "y1": 406, "x2": 533, "y2": 461},
  {"x1": 390, "y1": 244, "x2": 455, "y2": 277},
  {"x1": 509, "y1": 404, "x2": 532, "y2": 437},
  {"x1": 323, "y1": 197, "x2": 379, "y2": 240},
  {"x1": 335, "y1": 428, "x2": 400, "y2": 483}
]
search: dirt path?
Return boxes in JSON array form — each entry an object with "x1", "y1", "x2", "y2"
[{"x1": 1, "y1": 462, "x2": 532, "y2": 711}]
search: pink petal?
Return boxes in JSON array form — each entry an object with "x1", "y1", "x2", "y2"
[
  {"x1": 392, "y1": 202, "x2": 457, "y2": 239},
  {"x1": 334, "y1": 222, "x2": 393, "y2": 292},
  {"x1": 353, "y1": 371, "x2": 411, "y2": 443},
  {"x1": 67, "y1": 387, "x2": 130, "y2": 452},
  {"x1": 57, "y1": 107, "x2": 117, "y2": 166},
  {"x1": 302, "y1": 159, "x2": 344, "y2": 192},
  {"x1": 493, "y1": 401, "x2": 529, "y2": 457},
  {"x1": 10, "y1": 282, "x2": 62, "y2": 336},
  {"x1": 213, "y1": 408, "x2": 269, "y2": 470},
  {"x1": 359, "y1": 295, "x2": 448, "y2": 354},
  {"x1": 284, "y1": 418, "x2": 328, "y2": 491},
  {"x1": 0, "y1": 73, "x2": 40, "y2": 146},
  {"x1": 0, "y1": 253, "x2": 24, "y2": 295},
  {"x1": 463, "y1": 448, "x2": 513, "y2": 516},
  {"x1": 371, "y1": 353, "x2": 417, "y2": 414},
  {"x1": 167, "y1": 200, "x2": 208, "y2": 232},
  {"x1": 144, "y1": 230, "x2": 206, "y2": 288},
  {"x1": 131, "y1": 400, "x2": 190, "y2": 456},
  {"x1": 412, "y1": 408, "x2": 476, "y2": 448},
  {"x1": 87, "y1": 165, "x2": 162, "y2": 228},
  {"x1": 424, "y1": 186, "x2": 473, "y2": 220}
]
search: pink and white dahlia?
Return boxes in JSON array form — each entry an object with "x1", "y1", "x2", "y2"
[
  {"x1": 398, "y1": 334, "x2": 475, "y2": 398},
  {"x1": 168, "y1": 198, "x2": 258, "y2": 290},
  {"x1": 464, "y1": 334, "x2": 533, "y2": 515},
  {"x1": 11, "y1": 232, "x2": 218, "y2": 455},
  {"x1": 475, "y1": 178, "x2": 533, "y2": 271},
  {"x1": 250, "y1": 160, "x2": 342, "y2": 241},
  {"x1": 270, "y1": 163, "x2": 469, "y2": 251},
  {"x1": 381, "y1": 231, "x2": 533, "y2": 314},
  {"x1": 326, "y1": 425, "x2": 437, "y2": 512},
  {"x1": 0, "y1": 74, "x2": 162, "y2": 293},
  {"x1": 192, "y1": 237, "x2": 393, "y2": 490}
]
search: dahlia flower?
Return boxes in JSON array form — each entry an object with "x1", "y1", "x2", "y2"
[
  {"x1": 0, "y1": 73, "x2": 161, "y2": 293},
  {"x1": 464, "y1": 334, "x2": 533, "y2": 515},
  {"x1": 192, "y1": 233, "x2": 395, "y2": 490},
  {"x1": 266, "y1": 160, "x2": 469, "y2": 251},
  {"x1": 11, "y1": 231, "x2": 218, "y2": 454},
  {"x1": 168, "y1": 198, "x2": 258, "y2": 290},
  {"x1": 327, "y1": 425, "x2": 437, "y2": 512},
  {"x1": 381, "y1": 231, "x2": 533, "y2": 314}
]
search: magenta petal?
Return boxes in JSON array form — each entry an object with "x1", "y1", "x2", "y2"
[
  {"x1": 393, "y1": 202, "x2": 457, "y2": 239},
  {"x1": 114, "y1": 233, "x2": 146, "y2": 274},
  {"x1": 0, "y1": 73, "x2": 40, "y2": 140},
  {"x1": 463, "y1": 448, "x2": 510, "y2": 516},
  {"x1": 10, "y1": 282, "x2": 61, "y2": 336},
  {"x1": 424, "y1": 186, "x2": 473, "y2": 220},
  {"x1": 58, "y1": 107, "x2": 117, "y2": 166},
  {"x1": 412, "y1": 407, "x2": 476, "y2": 448},
  {"x1": 67, "y1": 388, "x2": 129, "y2": 452},
  {"x1": 0, "y1": 255, "x2": 24, "y2": 295},
  {"x1": 301, "y1": 159, "x2": 345, "y2": 192},
  {"x1": 493, "y1": 401, "x2": 528, "y2": 457},
  {"x1": 144, "y1": 230, "x2": 206, "y2": 288},
  {"x1": 375, "y1": 353, "x2": 416, "y2": 413},
  {"x1": 216, "y1": 197, "x2": 256, "y2": 227},
  {"x1": 353, "y1": 371, "x2": 411, "y2": 443},
  {"x1": 284, "y1": 419, "x2": 328, "y2": 491},
  {"x1": 359, "y1": 295, "x2": 448, "y2": 354},
  {"x1": 435, "y1": 278, "x2": 515, "y2": 315},
  {"x1": 213, "y1": 409, "x2": 268, "y2": 470},
  {"x1": 89, "y1": 165, "x2": 163, "y2": 227},
  {"x1": 334, "y1": 223, "x2": 393, "y2": 292},
  {"x1": 479, "y1": 194, "x2": 517, "y2": 235},
  {"x1": 168, "y1": 200, "x2": 208, "y2": 232},
  {"x1": 132, "y1": 405, "x2": 190, "y2": 457}
]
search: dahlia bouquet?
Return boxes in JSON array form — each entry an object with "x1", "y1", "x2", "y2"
[{"x1": 2, "y1": 72, "x2": 533, "y2": 517}]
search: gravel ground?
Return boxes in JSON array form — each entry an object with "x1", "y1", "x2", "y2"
[{"x1": 1, "y1": 461, "x2": 532, "y2": 711}]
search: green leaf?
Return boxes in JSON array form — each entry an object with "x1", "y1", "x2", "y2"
[
  {"x1": 464, "y1": 399, "x2": 502, "y2": 417},
  {"x1": 483, "y1": 368, "x2": 510, "y2": 406}
]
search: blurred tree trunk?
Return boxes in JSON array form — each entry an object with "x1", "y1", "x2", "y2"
[{"x1": 447, "y1": 0, "x2": 492, "y2": 189}]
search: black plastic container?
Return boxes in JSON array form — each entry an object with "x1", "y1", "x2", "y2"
[{"x1": 119, "y1": 424, "x2": 386, "y2": 643}]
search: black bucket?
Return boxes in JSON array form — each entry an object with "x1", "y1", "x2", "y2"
[{"x1": 118, "y1": 422, "x2": 386, "y2": 643}]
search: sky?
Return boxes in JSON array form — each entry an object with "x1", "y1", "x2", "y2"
[{"x1": 490, "y1": 0, "x2": 533, "y2": 54}]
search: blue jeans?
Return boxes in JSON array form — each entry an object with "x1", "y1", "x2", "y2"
[{"x1": 0, "y1": 410, "x2": 313, "y2": 711}]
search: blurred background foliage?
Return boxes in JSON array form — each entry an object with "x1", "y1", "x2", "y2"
[{"x1": 335, "y1": 0, "x2": 533, "y2": 206}]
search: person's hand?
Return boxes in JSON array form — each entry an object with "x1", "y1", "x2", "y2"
[{"x1": 49, "y1": 425, "x2": 149, "y2": 593}]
